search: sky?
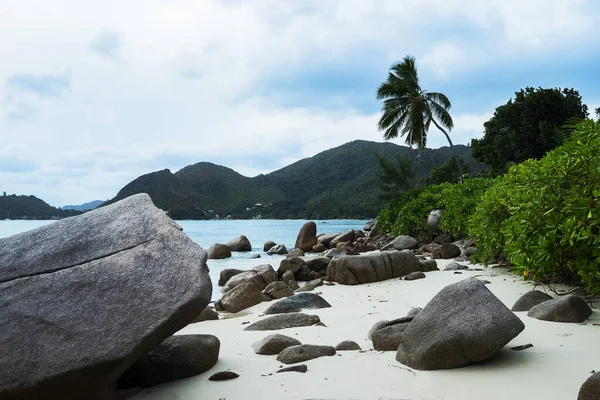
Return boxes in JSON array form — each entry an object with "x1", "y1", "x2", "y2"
[{"x1": 1, "y1": 0, "x2": 599, "y2": 207}]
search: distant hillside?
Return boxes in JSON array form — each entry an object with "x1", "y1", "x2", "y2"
[
  {"x1": 106, "y1": 140, "x2": 484, "y2": 219},
  {"x1": 62, "y1": 200, "x2": 105, "y2": 211},
  {"x1": 0, "y1": 195, "x2": 82, "y2": 220}
]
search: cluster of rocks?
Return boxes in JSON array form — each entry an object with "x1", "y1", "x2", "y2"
[
  {"x1": 0, "y1": 194, "x2": 218, "y2": 399},
  {"x1": 511, "y1": 290, "x2": 593, "y2": 323},
  {"x1": 207, "y1": 235, "x2": 253, "y2": 259}
]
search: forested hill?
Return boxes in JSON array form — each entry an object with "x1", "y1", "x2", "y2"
[
  {"x1": 0, "y1": 195, "x2": 82, "y2": 220},
  {"x1": 106, "y1": 140, "x2": 483, "y2": 219}
]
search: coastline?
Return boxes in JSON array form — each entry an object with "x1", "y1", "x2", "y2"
[{"x1": 131, "y1": 259, "x2": 600, "y2": 400}]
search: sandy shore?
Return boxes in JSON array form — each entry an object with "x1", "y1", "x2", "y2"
[{"x1": 131, "y1": 259, "x2": 599, "y2": 400}]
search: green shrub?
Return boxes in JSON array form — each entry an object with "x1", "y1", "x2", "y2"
[
  {"x1": 470, "y1": 120, "x2": 600, "y2": 293},
  {"x1": 378, "y1": 178, "x2": 494, "y2": 240}
]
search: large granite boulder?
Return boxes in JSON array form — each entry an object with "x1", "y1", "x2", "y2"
[
  {"x1": 511, "y1": 290, "x2": 553, "y2": 312},
  {"x1": 330, "y1": 229, "x2": 356, "y2": 247},
  {"x1": 527, "y1": 295, "x2": 592, "y2": 323},
  {"x1": 295, "y1": 221, "x2": 317, "y2": 252},
  {"x1": 317, "y1": 233, "x2": 339, "y2": 247},
  {"x1": 217, "y1": 282, "x2": 264, "y2": 313},
  {"x1": 267, "y1": 244, "x2": 288, "y2": 255},
  {"x1": 264, "y1": 293, "x2": 332, "y2": 314},
  {"x1": 395, "y1": 278, "x2": 524, "y2": 370},
  {"x1": 327, "y1": 250, "x2": 420, "y2": 285},
  {"x1": 578, "y1": 371, "x2": 600, "y2": 400},
  {"x1": 244, "y1": 313, "x2": 321, "y2": 331},
  {"x1": 372, "y1": 317, "x2": 413, "y2": 351},
  {"x1": 0, "y1": 193, "x2": 212, "y2": 400},
  {"x1": 207, "y1": 243, "x2": 232, "y2": 259},
  {"x1": 381, "y1": 235, "x2": 419, "y2": 251},
  {"x1": 263, "y1": 241, "x2": 276, "y2": 252},
  {"x1": 226, "y1": 235, "x2": 252, "y2": 252},
  {"x1": 277, "y1": 257, "x2": 305, "y2": 278},
  {"x1": 223, "y1": 264, "x2": 278, "y2": 292},
  {"x1": 440, "y1": 243, "x2": 461, "y2": 259},
  {"x1": 117, "y1": 334, "x2": 220, "y2": 388}
]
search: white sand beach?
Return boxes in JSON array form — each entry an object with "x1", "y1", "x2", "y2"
[{"x1": 131, "y1": 259, "x2": 599, "y2": 400}]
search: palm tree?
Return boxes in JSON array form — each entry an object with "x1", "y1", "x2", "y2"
[{"x1": 377, "y1": 55, "x2": 463, "y2": 182}]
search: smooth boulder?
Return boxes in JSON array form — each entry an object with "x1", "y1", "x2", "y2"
[
  {"x1": 327, "y1": 250, "x2": 420, "y2": 285},
  {"x1": 191, "y1": 306, "x2": 219, "y2": 323},
  {"x1": 267, "y1": 244, "x2": 288, "y2": 255},
  {"x1": 371, "y1": 317, "x2": 413, "y2": 351},
  {"x1": 264, "y1": 293, "x2": 332, "y2": 315},
  {"x1": 578, "y1": 371, "x2": 600, "y2": 400},
  {"x1": 252, "y1": 334, "x2": 302, "y2": 355},
  {"x1": 276, "y1": 345, "x2": 336, "y2": 364},
  {"x1": 511, "y1": 290, "x2": 553, "y2": 312},
  {"x1": 527, "y1": 295, "x2": 592, "y2": 323},
  {"x1": 226, "y1": 235, "x2": 252, "y2": 252},
  {"x1": 262, "y1": 281, "x2": 294, "y2": 300},
  {"x1": 381, "y1": 235, "x2": 419, "y2": 251},
  {"x1": 404, "y1": 271, "x2": 426, "y2": 281},
  {"x1": 207, "y1": 243, "x2": 232, "y2": 259},
  {"x1": 335, "y1": 340, "x2": 361, "y2": 351},
  {"x1": 218, "y1": 268, "x2": 243, "y2": 286},
  {"x1": 117, "y1": 334, "x2": 220, "y2": 388},
  {"x1": 295, "y1": 221, "x2": 317, "y2": 252},
  {"x1": 395, "y1": 278, "x2": 525, "y2": 370},
  {"x1": 440, "y1": 243, "x2": 461, "y2": 259},
  {"x1": 223, "y1": 264, "x2": 278, "y2": 292},
  {"x1": 244, "y1": 313, "x2": 321, "y2": 331},
  {"x1": 218, "y1": 282, "x2": 264, "y2": 313},
  {"x1": 0, "y1": 193, "x2": 212, "y2": 400}
]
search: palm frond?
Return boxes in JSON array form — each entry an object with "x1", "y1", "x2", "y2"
[
  {"x1": 429, "y1": 101, "x2": 454, "y2": 131},
  {"x1": 426, "y1": 91, "x2": 452, "y2": 110}
]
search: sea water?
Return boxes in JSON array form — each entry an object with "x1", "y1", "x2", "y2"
[{"x1": 0, "y1": 219, "x2": 368, "y2": 300}]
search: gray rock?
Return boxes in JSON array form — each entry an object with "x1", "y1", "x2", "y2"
[
  {"x1": 264, "y1": 292, "x2": 331, "y2": 314},
  {"x1": 404, "y1": 271, "x2": 426, "y2": 281},
  {"x1": 578, "y1": 371, "x2": 600, "y2": 400},
  {"x1": 304, "y1": 256, "x2": 331, "y2": 272},
  {"x1": 252, "y1": 334, "x2": 302, "y2": 355},
  {"x1": 0, "y1": 193, "x2": 211, "y2": 400},
  {"x1": 263, "y1": 240, "x2": 276, "y2": 252},
  {"x1": 223, "y1": 264, "x2": 278, "y2": 292},
  {"x1": 317, "y1": 233, "x2": 340, "y2": 247},
  {"x1": 327, "y1": 250, "x2": 421, "y2": 285},
  {"x1": 312, "y1": 243, "x2": 326, "y2": 252},
  {"x1": 276, "y1": 364, "x2": 308, "y2": 373},
  {"x1": 295, "y1": 278, "x2": 324, "y2": 293},
  {"x1": 191, "y1": 306, "x2": 219, "y2": 323},
  {"x1": 244, "y1": 313, "x2": 321, "y2": 331},
  {"x1": 464, "y1": 247, "x2": 477, "y2": 257},
  {"x1": 381, "y1": 235, "x2": 419, "y2": 251},
  {"x1": 262, "y1": 281, "x2": 294, "y2": 300},
  {"x1": 511, "y1": 290, "x2": 553, "y2": 312},
  {"x1": 278, "y1": 257, "x2": 305, "y2": 278},
  {"x1": 324, "y1": 248, "x2": 342, "y2": 258},
  {"x1": 267, "y1": 244, "x2": 288, "y2": 255},
  {"x1": 218, "y1": 268, "x2": 243, "y2": 286},
  {"x1": 288, "y1": 280, "x2": 300, "y2": 291},
  {"x1": 117, "y1": 334, "x2": 220, "y2": 388},
  {"x1": 295, "y1": 265, "x2": 313, "y2": 281},
  {"x1": 207, "y1": 243, "x2": 232, "y2": 259},
  {"x1": 371, "y1": 317, "x2": 413, "y2": 351},
  {"x1": 219, "y1": 282, "x2": 264, "y2": 313},
  {"x1": 432, "y1": 233, "x2": 454, "y2": 245},
  {"x1": 330, "y1": 229, "x2": 356, "y2": 247},
  {"x1": 419, "y1": 259, "x2": 439, "y2": 271},
  {"x1": 527, "y1": 295, "x2": 592, "y2": 323},
  {"x1": 287, "y1": 248, "x2": 305, "y2": 258},
  {"x1": 396, "y1": 278, "x2": 525, "y2": 370},
  {"x1": 427, "y1": 209, "x2": 442, "y2": 234},
  {"x1": 276, "y1": 345, "x2": 336, "y2": 364},
  {"x1": 281, "y1": 270, "x2": 296, "y2": 285},
  {"x1": 443, "y1": 262, "x2": 469, "y2": 271},
  {"x1": 440, "y1": 243, "x2": 461, "y2": 259},
  {"x1": 208, "y1": 371, "x2": 239, "y2": 381},
  {"x1": 295, "y1": 221, "x2": 318, "y2": 252},
  {"x1": 335, "y1": 340, "x2": 361, "y2": 351},
  {"x1": 226, "y1": 235, "x2": 252, "y2": 252}
]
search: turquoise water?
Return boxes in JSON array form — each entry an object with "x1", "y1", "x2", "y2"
[{"x1": 0, "y1": 219, "x2": 368, "y2": 300}]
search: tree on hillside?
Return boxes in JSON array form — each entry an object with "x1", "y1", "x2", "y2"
[
  {"x1": 374, "y1": 153, "x2": 415, "y2": 201},
  {"x1": 376, "y1": 55, "x2": 463, "y2": 183},
  {"x1": 471, "y1": 87, "x2": 588, "y2": 176},
  {"x1": 424, "y1": 156, "x2": 470, "y2": 185}
]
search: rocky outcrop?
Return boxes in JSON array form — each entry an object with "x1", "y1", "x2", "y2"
[
  {"x1": 327, "y1": 250, "x2": 422, "y2": 285},
  {"x1": 264, "y1": 293, "x2": 331, "y2": 315},
  {"x1": 0, "y1": 193, "x2": 212, "y2": 400},
  {"x1": 244, "y1": 313, "x2": 321, "y2": 331},
  {"x1": 330, "y1": 229, "x2": 356, "y2": 247},
  {"x1": 222, "y1": 264, "x2": 278, "y2": 292},
  {"x1": 218, "y1": 269, "x2": 243, "y2": 286},
  {"x1": 207, "y1": 243, "x2": 232, "y2": 259},
  {"x1": 396, "y1": 278, "x2": 524, "y2": 370},
  {"x1": 295, "y1": 221, "x2": 317, "y2": 252},
  {"x1": 267, "y1": 244, "x2": 288, "y2": 255},
  {"x1": 276, "y1": 345, "x2": 336, "y2": 364},
  {"x1": 317, "y1": 233, "x2": 339, "y2": 247},
  {"x1": 262, "y1": 281, "x2": 294, "y2": 300},
  {"x1": 263, "y1": 241, "x2": 276, "y2": 252},
  {"x1": 527, "y1": 295, "x2": 592, "y2": 323},
  {"x1": 252, "y1": 334, "x2": 302, "y2": 355},
  {"x1": 381, "y1": 235, "x2": 419, "y2": 251},
  {"x1": 511, "y1": 290, "x2": 553, "y2": 312},
  {"x1": 287, "y1": 248, "x2": 305, "y2": 257},
  {"x1": 226, "y1": 235, "x2": 252, "y2": 251},
  {"x1": 117, "y1": 335, "x2": 220, "y2": 388},
  {"x1": 217, "y1": 282, "x2": 264, "y2": 313}
]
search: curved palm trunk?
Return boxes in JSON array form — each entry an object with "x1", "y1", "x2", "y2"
[{"x1": 431, "y1": 118, "x2": 464, "y2": 184}]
